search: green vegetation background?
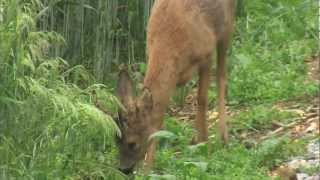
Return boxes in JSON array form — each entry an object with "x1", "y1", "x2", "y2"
[{"x1": 0, "y1": 0, "x2": 318, "y2": 179}]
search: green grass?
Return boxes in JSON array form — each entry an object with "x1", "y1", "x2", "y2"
[
  {"x1": 227, "y1": 0, "x2": 318, "y2": 104},
  {"x1": 230, "y1": 104, "x2": 298, "y2": 134},
  {"x1": 300, "y1": 165, "x2": 320, "y2": 175},
  {"x1": 0, "y1": 0, "x2": 318, "y2": 179},
  {"x1": 134, "y1": 116, "x2": 307, "y2": 180}
]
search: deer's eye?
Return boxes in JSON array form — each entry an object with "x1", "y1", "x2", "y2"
[{"x1": 128, "y1": 142, "x2": 137, "y2": 150}]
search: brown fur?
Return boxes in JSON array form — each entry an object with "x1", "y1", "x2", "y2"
[{"x1": 116, "y1": 0, "x2": 235, "y2": 174}]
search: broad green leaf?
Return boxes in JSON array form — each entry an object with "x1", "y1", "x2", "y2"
[
  {"x1": 148, "y1": 130, "x2": 176, "y2": 141},
  {"x1": 149, "y1": 174, "x2": 176, "y2": 180}
]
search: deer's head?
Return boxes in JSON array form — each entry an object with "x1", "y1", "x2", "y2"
[{"x1": 116, "y1": 70, "x2": 154, "y2": 174}]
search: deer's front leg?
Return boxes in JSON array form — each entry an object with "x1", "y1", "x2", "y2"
[
  {"x1": 143, "y1": 140, "x2": 157, "y2": 174},
  {"x1": 193, "y1": 64, "x2": 211, "y2": 143}
]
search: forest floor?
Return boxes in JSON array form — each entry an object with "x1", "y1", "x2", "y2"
[{"x1": 167, "y1": 57, "x2": 319, "y2": 180}]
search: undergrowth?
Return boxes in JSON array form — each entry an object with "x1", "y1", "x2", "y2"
[
  {"x1": 0, "y1": 0, "x2": 318, "y2": 179},
  {"x1": 228, "y1": 0, "x2": 318, "y2": 104},
  {"x1": 134, "y1": 117, "x2": 307, "y2": 180},
  {"x1": 0, "y1": 1, "x2": 124, "y2": 179}
]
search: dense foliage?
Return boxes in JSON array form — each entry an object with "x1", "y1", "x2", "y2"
[
  {"x1": 0, "y1": 0, "x2": 123, "y2": 179},
  {"x1": 0, "y1": 0, "x2": 318, "y2": 179},
  {"x1": 229, "y1": 0, "x2": 317, "y2": 103}
]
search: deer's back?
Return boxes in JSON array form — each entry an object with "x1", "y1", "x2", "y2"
[
  {"x1": 144, "y1": 0, "x2": 235, "y2": 88},
  {"x1": 147, "y1": 0, "x2": 234, "y2": 60}
]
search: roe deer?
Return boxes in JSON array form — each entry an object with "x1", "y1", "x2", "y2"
[{"x1": 116, "y1": 0, "x2": 235, "y2": 174}]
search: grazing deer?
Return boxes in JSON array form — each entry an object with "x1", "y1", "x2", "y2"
[{"x1": 116, "y1": 0, "x2": 235, "y2": 174}]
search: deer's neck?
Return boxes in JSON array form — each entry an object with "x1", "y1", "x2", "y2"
[{"x1": 143, "y1": 54, "x2": 178, "y2": 126}]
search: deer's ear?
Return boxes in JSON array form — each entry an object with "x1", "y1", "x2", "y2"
[
  {"x1": 140, "y1": 88, "x2": 153, "y2": 111},
  {"x1": 116, "y1": 69, "x2": 134, "y2": 108}
]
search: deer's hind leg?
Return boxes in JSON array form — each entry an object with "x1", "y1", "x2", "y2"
[
  {"x1": 217, "y1": 37, "x2": 230, "y2": 144},
  {"x1": 193, "y1": 60, "x2": 212, "y2": 143}
]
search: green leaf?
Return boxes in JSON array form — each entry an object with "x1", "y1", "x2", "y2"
[
  {"x1": 148, "y1": 130, "x2": 176, "y2": 141},
  {"x1": 148, "y1": 174, "x2": 176, "y2": 180},
  {"x1": 184, "y1": 161, "x2": 208, "y2": 172}
]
